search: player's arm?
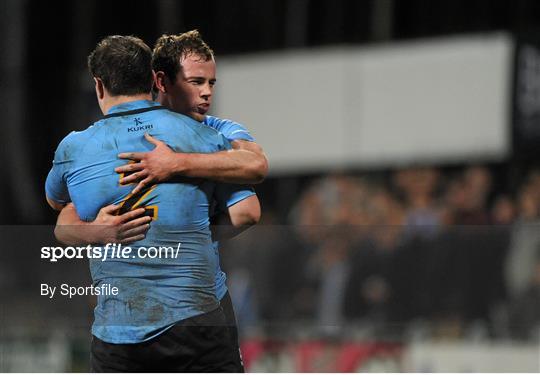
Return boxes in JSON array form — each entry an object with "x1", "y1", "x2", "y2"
[
  {"x1": 211, "y1": 194, "x2": 261, "y2": 241},
  {"x1": 54, "y1": 203, "x2": 151, "y2": 246},
  {"x1": 176, "y1": 138, "x2": 268, "y2": 183},
  {"x1": 211, "y1": 173, "x2": 261, "y2": 241},
  {"x1": 45, "y1": 137, "x2": 150, "y2": 245},
  {"x1": 45, "y1": 145, "x2": 71, "y2": 211},
  {"x1": 115, "y1": 133, "x2": 268, "y2": 195},
  {"x1": 46, "y1": 196, "x2": 66, "y2": 211}
]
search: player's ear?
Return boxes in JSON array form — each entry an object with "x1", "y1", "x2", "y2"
[
  {"x1": 154, "y1": 71, "x2": 168, "y2": 93},
  {"x1": 94, "y1": 77, "x2": 105, "y2": 100}
]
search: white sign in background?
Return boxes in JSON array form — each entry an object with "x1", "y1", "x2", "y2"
[{"x1": 215, "y1": 33, "x2": 512, "y2": 174}]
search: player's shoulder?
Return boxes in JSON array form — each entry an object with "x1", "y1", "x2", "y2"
[
  {"x1": 53, "y1": 120, "x2": 105, "y2": 160},
  {"x1": 163, "y1": 110, "x2": 223, "y2": 137},
  {"x1": 159, "y1": 111, "x2": 230, "y2": 152},
  {"x1": 203, "y1": 115, "x2": 241, "y2": 129},
  {"x1": 54, "y1": 129, "x2": 85, "y2": 155},
  {"x1": 157, "y1": 108, "x2": 200, "y2": 127},
  {"x1": 203, "y1": 115, "x2": 254, "y2": 142},
  {"x1": 203, "y1": 115, "x2": 221, "y2": 127},
  {"x1": 54, "y1": 131, "x2": 89, "y2": 161}
]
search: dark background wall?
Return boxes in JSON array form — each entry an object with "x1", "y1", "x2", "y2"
[{"x1": 3, "y1": 0, "x2": 540, "y2": 225}]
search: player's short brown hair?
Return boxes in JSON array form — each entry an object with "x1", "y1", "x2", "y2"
[
  {"x1": 152, "y1": 30, "x2": 214, "y2": 82},
  {"x1": 88, "y1": 35, "x2": 153, "y2": 96}
]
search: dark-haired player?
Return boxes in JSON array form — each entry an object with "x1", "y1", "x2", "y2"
[
  {"x1": 46, "y1": 35, "x2": 259, "y2": 372},
  {"x1": 56, "y1": 30, "x2": 268, "y2": 372}
]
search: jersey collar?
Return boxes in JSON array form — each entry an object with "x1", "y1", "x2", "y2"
[{"x1": 104, "y1": 100, "x2": 165, "y2": 119}]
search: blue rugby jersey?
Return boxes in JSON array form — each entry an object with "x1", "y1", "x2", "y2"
[
  {"x1": 45, "y1": 100, "x2": 254, "y2": 344},
  {"x1": 203, "y1": 115, "x2": 256, "y2": 300},
  {"x1": 203, "y1": 115, "x2": 255, "y2": 143}
]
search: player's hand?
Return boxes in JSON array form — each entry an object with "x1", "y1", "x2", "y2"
[
  {"x1": 115, "y1": 133, "x2": 183, "y2": 195},
  {"x1": 91, "y1": 204, "x2": 152, "y2": 244}
]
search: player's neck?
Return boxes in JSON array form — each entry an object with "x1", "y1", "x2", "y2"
[{"x1": 101, "y1": 93, "x2": 153, "y2": 115}]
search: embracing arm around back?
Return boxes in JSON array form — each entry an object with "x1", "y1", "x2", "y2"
[
  {"x1": 115, "y1": 134, "x2": 268, "y2": 195},
  {"x1": 54, "y1": 203, "x2": 151, "y2": 246}
]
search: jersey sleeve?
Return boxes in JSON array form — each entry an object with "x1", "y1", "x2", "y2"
[
  {"x1": 203, "y1": 115, "x2": 255, "y2": 142},
  {"x1": 45, "y1": 134, "x2": 74, "y2": 205},
  {"x1": 214, "y1": 183, "x2": 256, "y2": 212},
  {"x1": 212, "y1": 130, "x2": 233, "y2": 152}
]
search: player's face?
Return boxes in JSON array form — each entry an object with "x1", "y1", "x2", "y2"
[{"x1": 168, "y1": 54, "x2": 216, "y2": 122}]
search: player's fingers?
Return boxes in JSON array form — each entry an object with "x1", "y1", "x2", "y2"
[
  {"x1": 117, "y1": 207, "x2": 146, "y2": 223},
  {"x1": 120, "y1": 223, "x2": 150, "y2": 240},
  {"x1": 119, "y1": 234, "x2": 145, "y2": 244},
  {"x1": 119, "y1": 171, "x2": 147, "y2": 185},
  {"x1": 144, "y1": 133, "x2": 163, "y2": 146},
  {"x1": 101, "y1": 204, "x2": 120, "y2": 214},
  {"x1": 131, "y1": 177, "x2": 152, "y2": 195},
  {"x1": 121, "y1": 215, "x2": 152, "y2": 230},
  {"x1": 118, "y1": 152, "x2": 145, "y2": 161},
  {"x1": 115, "y1": 162, "x2": 144, "y2": 174}
]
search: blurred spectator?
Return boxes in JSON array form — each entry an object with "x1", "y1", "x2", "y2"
[
  {"x1": 220, "y1": 163, "x2": 540, "y2": 341},
  {"x1": 485, "y1": 195, "x2": 516, "y2": 335},
  {"x1": 505, "y1": 180, "x2": 540, "y2": 300},
  {"x1": 491, "y1": 195, "x2": 516, "y2": 225},
  {"x1": 395, "y1": 167, "x2": 442, "y2": 239},
  {"x1": 451, "y1": 166, "x2": 492, "y2": 225},
  {"x1": 312, "y1": 238, "x2": 351, "y2": 335},
  {"x1": 289, "y1": 175, "x2": 368, "y2": 330},
  {"x1": 343, "y1": 188, "x2": 403, "y2": 329},
  {"x1": 509, "y1": 251, "x2": 540, "y2": 340}
]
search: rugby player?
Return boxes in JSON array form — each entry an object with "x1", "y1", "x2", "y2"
[
  {"x1": 116, "y1": 30, "x2": 268, "y2": 195},
  {"x1": 46, "y1": 35, "x2": 259, "y2": 371},
  {"x1": 54, "y1": 31, "x2": 265, "y2": 372}
]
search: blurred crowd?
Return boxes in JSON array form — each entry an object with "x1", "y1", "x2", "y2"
[{"x1": 222, "y1": 165, "x2": 540, "y2": 342}]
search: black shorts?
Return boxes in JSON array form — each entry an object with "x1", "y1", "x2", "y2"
[
  {"x1": 220, "y1": 291, "x2": 244, "y2": 372},
  {"x1": 91, "y1": 307, "x2": 238, "y2": 372}
]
